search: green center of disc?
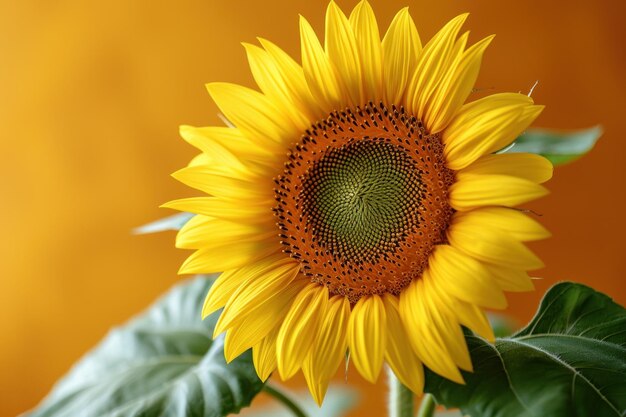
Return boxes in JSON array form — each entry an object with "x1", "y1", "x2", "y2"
[{"x1": 301, "y1": 139, "x2": 422, "y2": 263}]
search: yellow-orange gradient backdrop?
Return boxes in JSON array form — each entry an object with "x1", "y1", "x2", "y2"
[{"x1": 2, "y1": 0, "x2": 625, "y2": 415}]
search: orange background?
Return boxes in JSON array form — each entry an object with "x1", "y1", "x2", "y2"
[{"x1": 2, "y1": 0, "x2": 625, "y2": 416}]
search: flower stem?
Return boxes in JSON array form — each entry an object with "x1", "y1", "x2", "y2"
[
  {"x1": 263, "y1": 383, "x2": 308, "y2": 417},
  {"x1": 387, "y1": 367, "x2": 414, "y2": 417},
  {"x1": 417, "y1": 393, "x2": 437, "y2": 417}
]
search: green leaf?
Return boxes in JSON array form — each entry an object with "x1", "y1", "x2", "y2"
[
  {"x1": 134, "y1": 212, "x2": 193, "y2": 234},
  {"x1": 425, "y1": 282, "x2": 626, "y2": 417},
  {"x1": 27, "y1": 277, "x2": 264, "y2": 417},
  {"x1": 503, "y1": 126, "x2": 602, "y2": 165}
]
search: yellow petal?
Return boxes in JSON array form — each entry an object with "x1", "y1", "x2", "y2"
[
  {"x1": 407, "y1": 13, "x2": 467, "y2": 120},
  {"x1": 425, "y1": 272, "x2": 495, "y2": 342},
  {"x1": 276, "y1": 284, "x2": 329, "y2": 379},
  {"x1": 202, "y1": 271, "x2": 241, "y2": 319},
  {"x1": 258, "y1": 37, "x2": 324, "y2": 119},
  {"x1": 426, "y1": 35, "x2": 494, "y2": 133},
  {"x1": 300, "y1": 374, "x2": 330, "y2": 408},
  {"x1": 171, "y1": 165, "x2": 271, "y2": 201},
  {"x1": 418, "y1": 29, "x2": 468, "y2": 126},
  {"x1": 382, "y1": 294, "x2": 424, "y2": 394},
  {"x1": 187, "y1": 152, "x2": 212, "y2": 167},
  {"x1": 302, "y1": 296, "x2": 350, "y2": 405},
  {"x1": 453, "y1": 207, "x2": 550, "y2": 242},
  {"x1": 349, "y1": 0, "x2": 383, "y2": 100},
  {"x1": 421, "y1": 274, "x2": 472, "y2": 371},
  {"x1": 178, "y1": 125, "x2": 251, "y2": 171},
  {"x1": 299, "y1": 15, "x2": 346, "y2": 111},
  {"x1": 206, "y1": 82, "x2": 297, "y2": 143},
  {"x1": 444, "y1": 93, "x2": 543, "y2": 170},
  {"x1": 428, "y1": 245, "x2": 507, "y2": 309},
  {"x1": 178, "y1": 241, "x2": 280, "y2": 275},
  {"x1": 449, "y1": 174, "x2": 549, "y2": 210},
  {"x1": 243, "y1": 43, "x2": 311, "y2": 130},
  {"x1": 179, "y1": 125, "x2": 279, "y2": 162},
  {"x1": 176, "y1": 215, "x2": 270, "y2": 250},
  {"x1": 223, "y1": 280, "x2": 306, "y2": 362},
  {"x1": 202, "y1": 253, "x2": 289, "y2": 318},
  {"x1": 399, "y1": 278, "x2": 464, "y2": 383},
  {"x1": 325, "y1": 1, "x2": 363, "y2": 105},
  {"x1": 224, "y1": 314, "x2": 274, "y2": 363},
  {"x1": 215, "y1": 260, "x2": 300, "y2": 336},
  {"x1": 348, "y1": 295, "x2": 386, "y2": 383},
  {"x1": 382, "y1": 7, "x2": 421, "y2": 105},
  {"x1": 486, "y1": 264, "x2": 535, "y2": 292},
  {"x1": 161, "y1": 197, "x2": 269, "y2": 224},
  {"x1": 459, "y1": 153, "x2": 553, "y2": 184},
  {"x1": 448, "y1": 213, "x2": 544, "y2": 270},
  {"x1": 252, "y1": 327, "x2": 279, "y2": 381}
]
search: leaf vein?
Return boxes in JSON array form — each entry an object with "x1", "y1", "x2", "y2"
[{"x1": 505, "y1": 339, "x2": 622, "y2": 416}]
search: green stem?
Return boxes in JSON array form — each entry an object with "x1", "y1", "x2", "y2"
[
  {"x1": 263, "y1": 384, "x2": 308, "y2": 417},
  {"x1": 387, "y1": 367, "x2": 414, "y2": 417},
  {"x1": 416, "y1": 393, "x2": 437, "y2": 417}
]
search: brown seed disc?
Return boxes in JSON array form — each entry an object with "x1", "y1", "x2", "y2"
[{"x1": 273, "y1": 102, "x2": 454, "y2": 303}]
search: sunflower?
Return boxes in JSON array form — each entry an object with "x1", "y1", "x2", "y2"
[{"x1": 165, "y1": 0, "x2": 551, "y2": 405}]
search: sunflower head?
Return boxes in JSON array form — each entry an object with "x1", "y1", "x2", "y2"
[{"x1": 166, "y1": 0, "x2": 551, "y2": 405}]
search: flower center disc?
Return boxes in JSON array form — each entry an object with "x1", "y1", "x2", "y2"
[
  {"x1": 274, "y1": 103, "x2": 454, "y2": 302},
  {"x1": 302, "y1": 140, "x2": 421, "y2": 261}
]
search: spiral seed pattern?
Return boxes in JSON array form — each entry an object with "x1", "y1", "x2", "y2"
[{"x1": 273, "y1": 102, "x2": 454, "y2": 303}]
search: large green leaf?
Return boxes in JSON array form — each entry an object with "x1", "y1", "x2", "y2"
[
  {"x1": 27, "y1": 277, "x2": 264, "y2": 417},
  {"x1": 425, "y1": 282, "x2": 626, "y2": 417},
  {"x1": 503, "y1": 126, "x2": 602, "y2": 165}
]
